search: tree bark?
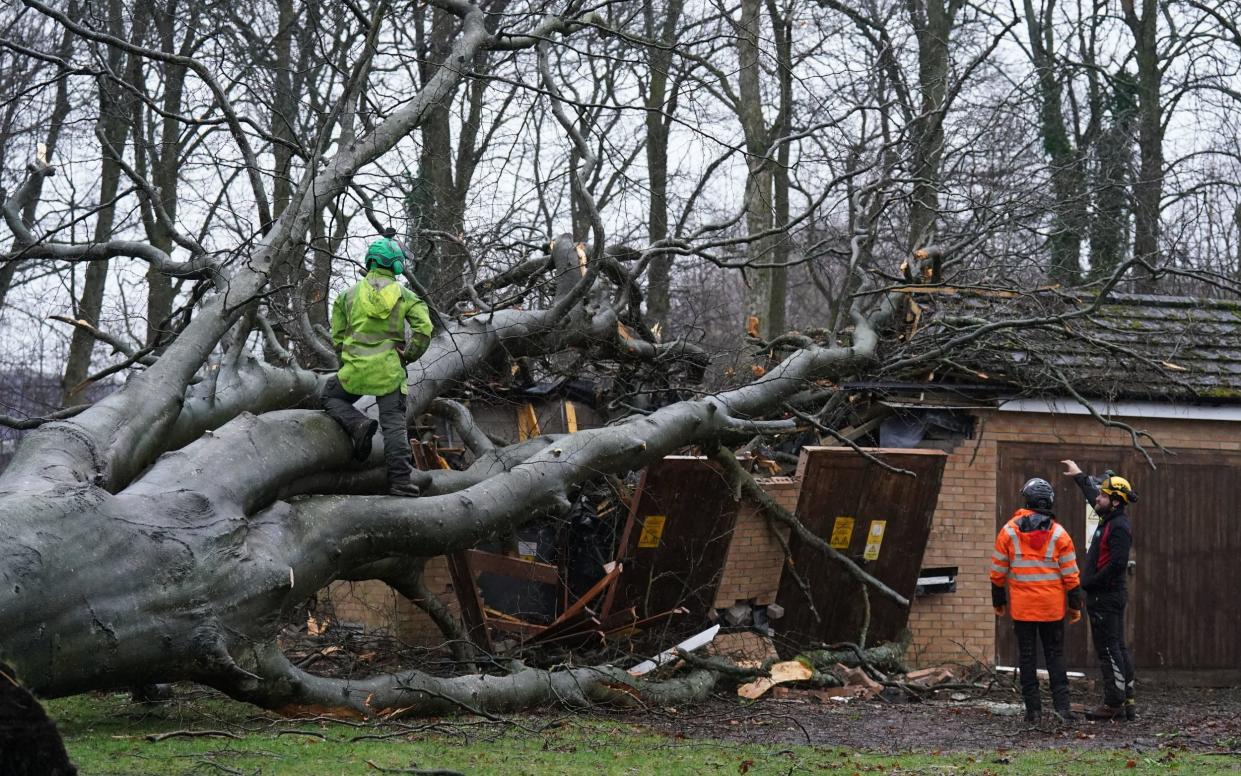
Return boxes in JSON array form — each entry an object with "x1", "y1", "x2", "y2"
[
  {"x1": 906, "y1": 0, "x2": 959, "y2": 251},
  {"x1": 642, "y1": 0, "x2": 683, "y2": 336},
  {"x1": 767, "y1": 0, "x2": 792, "y2": 335},
  {"x1": 60, "y1": 0, "x2": 149, "y2": 403},
  {"x1": 1122, "y1": 0, "x2": 1163, "y2": 290},
  {"x1": 1023, "y1": 0, "x2": 1083, "y2": 284},
  {"x1": 737, "y1": 0, "x2": 779, "y2": 339},
  {"x1": 1089, "y1": 74, "x2": 1136, "y2": 281},
  {"x1": 143, "y1": 0, "x2": 196, "y2": 347}
]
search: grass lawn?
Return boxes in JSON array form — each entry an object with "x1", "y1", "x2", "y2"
[{"x1": 46, "y1": 691, "x2": 1240, "y2": 775}]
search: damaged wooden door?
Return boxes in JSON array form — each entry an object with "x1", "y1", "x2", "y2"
[
  {"x1": 607, "y1": 456, "x2": 746, "y2": 634},
  {"x1": 775, "y1": 447, "x2": 947, "y2": 648}
]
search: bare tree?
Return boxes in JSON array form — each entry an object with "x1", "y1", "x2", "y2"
[{"x1": 0, "y1": 0, "x2": 1237, "y2": 721}]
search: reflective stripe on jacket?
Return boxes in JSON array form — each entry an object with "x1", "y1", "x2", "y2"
[
  {"x1": 989, "y1": 509, "x2": 1081, "y2": 621},
  {"x1": 330, "y1": 268, "x2": 433, "y2": 396}
]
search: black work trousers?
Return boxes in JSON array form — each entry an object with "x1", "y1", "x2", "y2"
[
  {"x1": 1013, "y1": 619, "x2": 1071, "y2": 714},
  {"x1": 320, "y1": 375, "x2": 415, "y2": 490},
  {"x1": 1087, "y1": 590, "x2": 1135, "y2": 707}
]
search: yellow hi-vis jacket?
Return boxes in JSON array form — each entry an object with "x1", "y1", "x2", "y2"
[{"x1": 330, "y1": 268, "x2": 433, "y2": 396}]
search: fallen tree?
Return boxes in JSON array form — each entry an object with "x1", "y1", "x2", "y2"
[{"x1": 0, "y1": 0, "x2": 1189, "y2": 720}]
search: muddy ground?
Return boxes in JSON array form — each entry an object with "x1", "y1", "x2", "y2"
[
  {"x1": 615, "y1": 684, "x2": 1241, "y2": 754},
  {"x1": 284, "y1": 629, "x2": 1240, "y2": 756}
]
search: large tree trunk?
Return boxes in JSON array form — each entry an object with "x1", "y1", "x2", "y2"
[
  {"x1": 737, "y1": 0, "x2": 780, "y2": 340},
  {"x1": 59, "y1": 0, "x2": 148, "y2": 403},
  {"x1": 1123, "y1": 0, "x2": 1163, "y2": 291},
  {"x1": 1023, "y1": 0, "x2": 1083, "y2": 284},
  {"x1": 642, "y1": 0, "x2": 683, "y2": 336},
  {"x1": 907, "y1": 0, "x2": 958, "y2": 251},
  {"x1": 0, "y1": 231, "x2": 904, "y2": 709},
  {"x1": 1088, "y1": 80, "x2": 1135, "y2": 281}
]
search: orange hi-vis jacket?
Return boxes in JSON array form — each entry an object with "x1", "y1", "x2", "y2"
[{"x1": 990, "y1": 509, "x2": 1081, "y2": 622}]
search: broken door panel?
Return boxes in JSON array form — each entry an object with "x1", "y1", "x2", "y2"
[
  {"x1": 776, "y1": 447, "x2": 947, "y2": 647},
  {"x1": 607, "y1": 457, "x2": 745, "y2": 627}
]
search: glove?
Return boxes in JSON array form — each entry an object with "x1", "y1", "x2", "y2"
[
  {"x1": 993, "y1": 605, "x2": 1006, "y2": 617},
  {"x1": 1068, "y1": 608, "x2": 1082, "y2": 624}
]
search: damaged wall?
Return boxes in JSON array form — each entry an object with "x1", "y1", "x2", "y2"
[{"x1": 323, "y1": 479, "x2": 798, "y2": 649}]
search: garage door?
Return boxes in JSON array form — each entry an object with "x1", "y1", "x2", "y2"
[{"x1": 996, "y1": 442, "x2": 1241, "y2": 680}]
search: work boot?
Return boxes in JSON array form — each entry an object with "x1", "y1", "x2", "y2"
[
  {"x1": 1124, "y1": 699, "x2": 1136, "y2": 721},
  {"x1": 1053, "y1": 707, "x2": 1076, "y2": 723},
  {"x1": 388, "y1": 481, "x2": 421, "y2": 497},
  {"x1": 1024, "y1": 707, "x2": 1041, "y2": 723},
  {"x1": 351, "y1": 419, "x2": 379, "y2": 461},
  {"x1": 1084, "y1": 704, "x2": 1124, "y2": 721}
]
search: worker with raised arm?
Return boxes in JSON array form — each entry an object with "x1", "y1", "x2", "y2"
[
  {"x1": 990, "y1": 477, "x2": 1083, "y2": 723},
  {"x1": 1061, "y1": 459, "x2": 1137, "y2": 721},
  {"x1": 321, "y1": 237, "x2": 433, "y2": 496}
]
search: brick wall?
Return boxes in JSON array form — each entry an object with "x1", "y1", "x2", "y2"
[
  {"x1": 712, "y1": 477, "x2": 796, "y2": 608},
  {"x1": 324, "y1": 555, "x2": 458, "y2": 647},
  {"x1": 907, "y1": 409, "x2": 1241, "y2": 668}
]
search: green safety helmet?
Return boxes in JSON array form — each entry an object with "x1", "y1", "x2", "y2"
[{"x1": 365, "y1": 238, "x2": 405, "y2": 275}]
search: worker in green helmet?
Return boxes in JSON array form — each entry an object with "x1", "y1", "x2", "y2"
[{"x1": 321, "y1": 237, "x2": 433, "y2": 496}]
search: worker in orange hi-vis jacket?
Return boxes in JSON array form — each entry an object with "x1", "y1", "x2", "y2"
[{"x1": 991, "y1": 477, "x2": 1083, "y2": 724}]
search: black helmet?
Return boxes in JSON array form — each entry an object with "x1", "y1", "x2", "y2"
[{"x1": 1020, "y1": 477, "x2": 1055, "y2": 510}]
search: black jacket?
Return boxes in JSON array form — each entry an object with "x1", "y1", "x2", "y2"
[{"x1": 1073, "y1": 473, "x2": 1132, "y2": 593}]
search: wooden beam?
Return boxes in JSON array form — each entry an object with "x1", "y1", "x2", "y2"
[
  {"x1": 529, "y1": 562, "x2": 620, "y2": 644},
  {"x1": 600, "y1": 470, "x2": 646, "y2": 619},
  {"x1": 604, "y1": 607, "x2": 688, "y2": 639},
  {"x1": 446, "y1": 552, "x2": 492, "y2": 652},
  {"x1": 464, "y1": 549, "x2": 559, "y2": 585},
  {"x1": 484, "y1": 618, "x2": 546, "y2": 638},
  {"x1": 516, "y1": 402, "x2": 540, "y2": 440}
]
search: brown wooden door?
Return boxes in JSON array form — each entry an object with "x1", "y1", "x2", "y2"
[
  {"x1": 609, "y1": 457, "x2": 743, "y2": 624},
  {"x1": 997, "y1": 441, "x2": 1241, "y2": 678},
  {"x1": 1132, "y1": 450, "x2": 1241, "y2": 676},
  {"x1": 776, "y1": 447, "x2": 947, "y2": 648}
]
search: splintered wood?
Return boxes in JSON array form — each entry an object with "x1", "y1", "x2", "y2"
[{"x1": 737, "y1": 660, "x2": 814, "y2": 699}]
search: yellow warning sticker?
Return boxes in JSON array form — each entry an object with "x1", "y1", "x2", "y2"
[
  {"x1": 863, "y1": 520, "x2": 887, "y2": 560},
  {"x1": 830, "y1": 516, "x2": 855, "y2": 549},
  {"x1": 637, "y1": 515, "x2": 667, "y2": 548}
]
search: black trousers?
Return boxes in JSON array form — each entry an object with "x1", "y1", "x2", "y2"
[
  {"x1": 1087, "y1": 590, "x2": 1135, "y2": 707},
  {"x1": 1013, "y1": 619, "x2": 1070, "y2": 713},
  {"x1": 320, "y1": 375, "x2": 415, "y2": 489}
]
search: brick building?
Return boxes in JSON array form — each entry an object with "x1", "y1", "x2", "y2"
[
  {"x1": 892, "y1": 292, "x2": 1241, "y2": 681},
  {"x1": 908, "y1": 405, "x2": 1241, "y2": 680}
]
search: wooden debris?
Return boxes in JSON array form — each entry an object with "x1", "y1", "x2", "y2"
[
  {"x1": 904, "y1": 665, "x2": 957, "y2": 688},
  {"x1": 832, "y1": 662, "x2": 883, "y2": 699},
  {"x1": 737, "y1": 659, "x2": 813, "y2": 700},
  {"x1": 445, "y1": 552, "x2": 492, "y2": 652},
  {"x1": 603, "y1": 606, "x2": 686, "y2": 640},
  {"x1": 465, "y1": 549, "x2": 559, "y2": 585}
]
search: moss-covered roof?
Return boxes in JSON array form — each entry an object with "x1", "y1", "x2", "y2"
[{"x1": 897, "y1": 290, "x2": 1241, "y2": 404}]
